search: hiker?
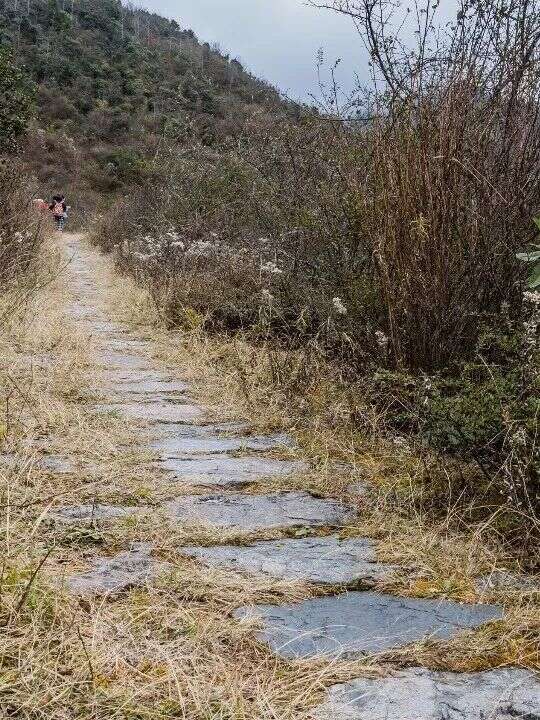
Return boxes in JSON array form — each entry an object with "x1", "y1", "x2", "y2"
[{"x1": 49, "y1": 194, "x2": 68, "y2": 231}]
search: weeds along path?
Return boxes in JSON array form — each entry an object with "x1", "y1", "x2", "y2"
[{"x1": 1, "y1": 232, "x2": 538, "y2": 718}]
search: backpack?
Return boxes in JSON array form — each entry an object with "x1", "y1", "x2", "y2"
[{"x1": 52, "y1": 201, "x2": 63, "y2": 216}]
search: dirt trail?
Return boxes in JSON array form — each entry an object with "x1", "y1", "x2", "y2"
[{"x1": 6, "y1": 232, "x2": 536, "y2": 718}]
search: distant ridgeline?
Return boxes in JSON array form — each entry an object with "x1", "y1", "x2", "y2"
[{"x1": 0, "y1": 0, "x2": 294, "y2": 204}]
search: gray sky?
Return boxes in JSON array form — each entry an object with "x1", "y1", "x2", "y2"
[
  {"x1": 139, "y1": 1, "x2": 459, "y2": 103},
  {"x1": 138, "y1": 0, "x2": 367, "y2": 102}
]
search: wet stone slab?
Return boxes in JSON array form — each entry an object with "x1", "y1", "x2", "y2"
[
  {"x1": 107, "y1": 338, "x2": 149, "y2": 353},
  {"x1": 68, "y1": 303, "x2": 101, "y2": 320},
  {"x1": 39, "y1": 455, "x2": 75, "y2": 474},
  {"x1": 52, "y1": 504, "x2": 145, "y2": 524},
  {"x1": 160, "y1": 455, "x2": 306, "y2": 487},
  {"x1": 153, "y1": 426, "x2": 293, "y2": 456},
  {"x1": 89, "y1": 320, "x2": 127, "y2": 335},
  {"x1": 98, "y1": 352, "x2": 154, "y2": 372},
  {"x1": 474, "y1": 570, "x2": 539, "y2": 594},
  {"x1": 101, "y1": 370, "x2": 169, "y2": 387},
  {"x1": 1, "y1": 453, "x2": 74, "y2": 474},
  {"x1": 182, "y1": 536, "x2": 393, "y2": 584},
  {"x1": 12, "y1": 353, "x2": 55, "y2": 369},
  {"x1": 96, "y1": 400, "x2": 204, "y2": 424},
  {"x1": 110, "y1": 378, "x2": 190, "y2": 395},
  {"x1": 152, "y1": 425, "x2": 293, "y2": 457},
  {"x1": 233, "y1": 591, "x2": 502, "y2": 658},
  {"x1": 68, "y1": 544, "x2": 166, "y2": 596},
  {"x1": 314, "y1": 667, "x2": 540, "y2": 720},
  {"x1": 166, "y1": 491, "x2": 355, "y2": 531}
]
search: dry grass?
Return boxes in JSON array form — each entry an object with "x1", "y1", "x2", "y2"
[
  {"x1": 0, "y1": 234, "x2": 538, "y2": 718},
  {"x1": 100, "y1": 247, "x2": 540, "y2": 655}
]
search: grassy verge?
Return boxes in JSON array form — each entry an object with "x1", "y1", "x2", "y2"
[
  {"x1": 99, "y1": 249, "x2": 540, "y2": 671},
  {"x1": 0, "y1": 235, "x2": 538, "y2": 719}
]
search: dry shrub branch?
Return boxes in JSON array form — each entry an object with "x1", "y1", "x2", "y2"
[{"x1": 93, "y1": 0, "x2": 540, "y2": 542}]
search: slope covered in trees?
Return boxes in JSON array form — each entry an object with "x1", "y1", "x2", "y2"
[{"x1": 0, "y1": 0, "x2": 293, "y2": 213}]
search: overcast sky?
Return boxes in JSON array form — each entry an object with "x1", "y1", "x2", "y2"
[{"x1": 139, "y1": 1, "x2": 459, "y2": 103}]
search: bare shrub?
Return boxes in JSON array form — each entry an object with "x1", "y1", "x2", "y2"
[
  {"x1": 97, "y1": 0, "x2": 540, "y2": 368},
  {"x1": 310, "y1": 0, "x2": 540, "y2": 368},
  {"x1": 0, "y1": 158, "x2": 43, "y2": 295},
  {"x1": 93, "y1": 0, "x2": 540, "y2": 535}
]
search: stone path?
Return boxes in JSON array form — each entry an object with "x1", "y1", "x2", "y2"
[
  {"x1": 59, "y1": 234, "x2": 539, "y2": 719},
  {"x1": 315, "y1": 668, "x2": 540, "y2": 719},
  {"x1": 233, "y1": 591, "x2": 502, "y2": 658},
  {"x1": 182, "y1": 537, "x2": 395, "y2": 584}
]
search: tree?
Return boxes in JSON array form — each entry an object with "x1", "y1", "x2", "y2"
[{"x1": 0, "y1": 48, "x2": 35, "y2": 153}]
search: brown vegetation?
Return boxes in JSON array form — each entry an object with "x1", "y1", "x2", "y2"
[
  {"x1": 0, "y1": 234, "x2": 536, "y2": 718},
  {"x1": 0, "y1": 160, "x2": 45, "y2": 314},
  {"x1": 93, "y1": 0, "x2": 540, "y2": 544}
]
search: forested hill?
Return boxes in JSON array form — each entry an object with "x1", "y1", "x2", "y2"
[{"x1": 0, "y1": 0, "x2": 295, "y2": 211}]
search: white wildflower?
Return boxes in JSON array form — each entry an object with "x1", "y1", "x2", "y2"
[
  {"x1": 332, "y1": 297, "x2": 347, "y2": 315},
  {"x1": 524, "y1": 290, "x2": 540, "y2": 305},
  {"x1": 393, "y1": 436, "x2": 411, "y2": 453},
  {"x1": 261, "y1": 261, "x2": 283, "y2": 275},
  {"x1": 261, "y1": 289, "x2": 274, "y2": 303},
  {"x1": 187, "y1": 241, "x2": 213, "y2": 258},
  {"x1": 523, "y1": 310, "x2": 539, "y2": 358},
  {"x1": 375, "y1": 330, "x2": 389, "y2": 347},
  {"x1": 133, "y1": 252, "x2": 152, "y2": 262},
  {"x1": 166, "y1": 229, "x2": 181, "y2": 242},
  {"x1": 510, "y1": 428, "x2": 527, "y2": 448}
]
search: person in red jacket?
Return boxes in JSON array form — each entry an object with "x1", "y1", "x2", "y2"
[{"x1": 49, "y1": 194, "x2": 67, "y2": 231}]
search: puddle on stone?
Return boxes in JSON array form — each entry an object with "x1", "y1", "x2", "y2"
[
  {"x1": 68, "y1": 544, "x2": 166, "y2": 596},
  {"x1": 233, "y1": 591, "x2": 502, "y2": 658},
  {"x1": 166, "y1": 491, "x2": 355, "y2": 531},
  {"x1": 52, "y1": 504, "x2": 145, "y2": 523},
  {"x1": 314, "y1": 667, "x2": 540, "y2": 720},
  {"x1": 153, "y1": 427, "x2": 293, "y2": 456},
  {"x1": 182, "y1": 536, "x2": 393, "y2": 584}
]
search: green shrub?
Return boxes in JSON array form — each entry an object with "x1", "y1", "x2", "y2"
[
  {"x1": 0, "y1": 48, "x2": 35, "y2": 153},
  {"x1": 99, "y1": 149, "x2": 148, "y2": 186}
]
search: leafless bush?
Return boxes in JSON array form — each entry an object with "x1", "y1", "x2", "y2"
[
  {"x1": 92, "y1": 0, "x2": 540, "y2": 533},
  {"x1": 310, "y1": 0, "x2": 540, "y2": 367},
  {"x1": 0, "y1": 159, "x2": 43, "y2": 294},
  {"x1": 97, "y1": 1, "x2": 540, "y2": 369}
]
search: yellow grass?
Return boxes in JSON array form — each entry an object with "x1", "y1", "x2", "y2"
[{"x1": 0, "y1": 233, "x2": 538, "y2": 718}]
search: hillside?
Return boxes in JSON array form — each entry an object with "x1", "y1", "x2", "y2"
[
  {"x1": 0, "y1": 0, "x2": 292, "y2": 215},
  {"x1": 0, "y1": 0, "x2": 539, "y2": 716}
]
